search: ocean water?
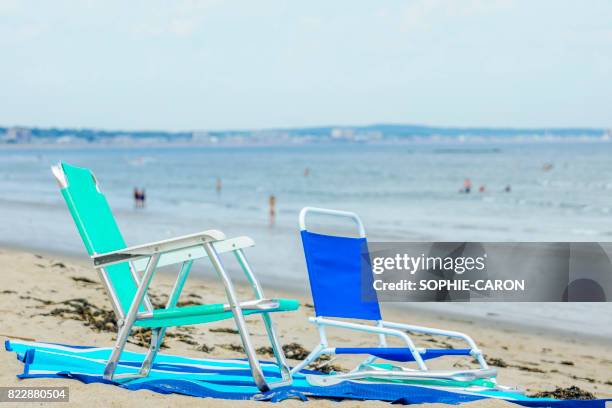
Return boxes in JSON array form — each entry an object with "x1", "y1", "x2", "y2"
[{"x1": 1, "y1": 142, "x2": 611, "y2": 339}]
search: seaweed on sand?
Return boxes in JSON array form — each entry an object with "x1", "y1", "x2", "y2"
[
  {"x1": 485, "y1": 356, "x2": 545, "y2": 373},
  {"x1": 176, "y1": 300, "x2": 200, "y2": 307},
  {"x1": 306, "y1": 355, "x2": 344, "y2": 374},
  {"x1": 486, "y1": 357, "x2": 509, "y2": 368},
  {"x1": 129, "y1": 328, "x2": 168, "y2": 349},
  {"x1": 220, "y1": 343, "x2": 245, "y2": 352},
  {"x1": 530, "y1": 386, "x2": 595, "y2": 400},
  {"x1": 515, "y1": 364, "x2": 546, "y2": 373},
  {"x1": 198, "y1": 344, "x2": 215, "y2": 353},
  {"x1": 255, "y1": 342, "x2": 310, "y2": 360},
  {"x1": 41, "y1": 298, "x2": 117, "y2": 332},
  {"x1": 256, "y1": 343, "x2": 344, "y2": 374},
  {"x1": 40, "y1": 297, "x2": 201, "y2": 348},
  {"x1": 128, "y1": 328, "x2": 199, "y2": 349},
  {"x1": 210, "y1": 327, "x2": 239, "y2": 334},
  {"x1": 70, "y1": 276, "x2": 97, "y2": 284},
  {"x1": 21, "y1": 295, "x2": 53, "y2": 305},
  {"x1": 173, "y1": 333, "x2": 198, "y2": 345}
]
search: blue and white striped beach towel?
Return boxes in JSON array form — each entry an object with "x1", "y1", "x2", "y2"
[{"x1": 5, "y1": 340, "x2": 610, "y2": 407}]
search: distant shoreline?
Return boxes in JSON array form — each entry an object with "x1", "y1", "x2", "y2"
[
  {"x1": 2, "y1": 137, "x2": 612, "y2": 150},
  {"x1": 1, "y1": 122, "x2": 609, "y2": 147}
]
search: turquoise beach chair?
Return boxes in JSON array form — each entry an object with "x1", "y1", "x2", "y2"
[
  {"x1": 291, "y1": 207, "x2": 500, "y2": 389},
  {"x1": 51, "y1": 162, "x2": 299, "y2": 391}
]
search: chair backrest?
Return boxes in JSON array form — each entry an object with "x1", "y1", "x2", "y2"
[
  {"x1": 52, "y1": 162, "x2": 144, "y2": 316},
  {"x1": 299, "y1": 207, "x2": 381, "y2": 320}
]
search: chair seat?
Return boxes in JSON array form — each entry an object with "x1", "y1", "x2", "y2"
[
  {"x1": 334, "y1": 347, "x2": 472, "y2": 362},
  {"x1": 135, "y1": 298, "x2": 299, "y2": 328}
]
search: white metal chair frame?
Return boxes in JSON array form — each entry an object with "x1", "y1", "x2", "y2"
[
  {"x1": 291, "y1": 207, "x2": 494, "y2": 385},
  {"x1": 52, "y1": 164, "x2": 292, "y2": 392}
]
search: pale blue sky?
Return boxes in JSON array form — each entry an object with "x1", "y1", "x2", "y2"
[{"x1": 1, "y1": 0, "x2": 611, "y2": 131}]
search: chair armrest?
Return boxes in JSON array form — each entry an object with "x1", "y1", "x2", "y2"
[
  {"x1": 379, "y1": 321, "x2": 480, "y2": 351},
  {"x1": 312, "y1": 317, "x2": 415, "y2": 347},
  {"x1": 379, "y1": 321, "x2": 489, "y2": 369},
  {"x1": 131, "y1": 236, "x2": 255, "y2": 272},
  {"x1": 310, "y1": 316, "x2": 425, "y2": 368},
  {"x1": 92, "y1": 229, "x2": 226, "y2": 267}
]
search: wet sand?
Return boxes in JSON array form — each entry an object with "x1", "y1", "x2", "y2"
[{"x1": 0, "y1": 248, "x2": 610, "y2": 407}]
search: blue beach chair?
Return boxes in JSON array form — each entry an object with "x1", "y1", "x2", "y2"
[
  {"x1": 291, "y1": 207, "x2": 497, "y2": 388},
  {"x1": 51, "y1": 162, "x2": 299, "y2": 391}
]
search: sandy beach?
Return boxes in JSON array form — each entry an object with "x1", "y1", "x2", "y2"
[{"x1": 0, "y1": 247, "x2": 610, "y2": 407}]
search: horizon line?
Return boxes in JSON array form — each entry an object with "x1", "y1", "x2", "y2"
[{"x1": 1, "y1": 122, "x2": 609, "y2": 135}]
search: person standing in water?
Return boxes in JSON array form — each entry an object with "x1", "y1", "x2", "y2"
[
  {"x1": 463, "y1": 178, "x2": 472, "y2": 193},
  {"x1": 134, "y1": 188, "x2": 146, "y2": 208},
  {"x1": 216, "y1": 177, "x2": 222, "y2": 195},
  {"x1": 304, "y1": 167, "x2": 310, "y2": 177},
  {"x1": 268, "y1": 194, "x2": 276, "y2": 226},
  {"x1": 133, "y1": 187, "x2": 140, "y2": 208}
]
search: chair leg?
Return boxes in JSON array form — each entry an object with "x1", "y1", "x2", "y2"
[
  {"x1": 290, "y1": 344, "x2": 325, "y2": 375},
  {"x1": 356, "y1": 355, "x2": 378, "y2": 371},
  {"x1": 139, "y1": 260, "x2": 194, "y2": 376},
  {"x1": 104, "y1": 254, "x2": 160, "y2": 381},
  {"x1": 233, "y1": 249, "x2": 292, "y2": 388},
  {"x1": 104, "y1": 320, "x2": 132, "y2": 380},
  {"x1": 203, "y1": 242, "x2": 270, "y2": 392},
  {"x1": 260, "y1": 312, "x2": 292, "y2": 386},
  {"x1": 138, "y1": 327, "x2": 164, "y2": 376}
]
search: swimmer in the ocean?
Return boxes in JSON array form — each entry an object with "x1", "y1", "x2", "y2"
[{"x1": 463, "y1": 178, "x2": 472, "y2": 193}]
